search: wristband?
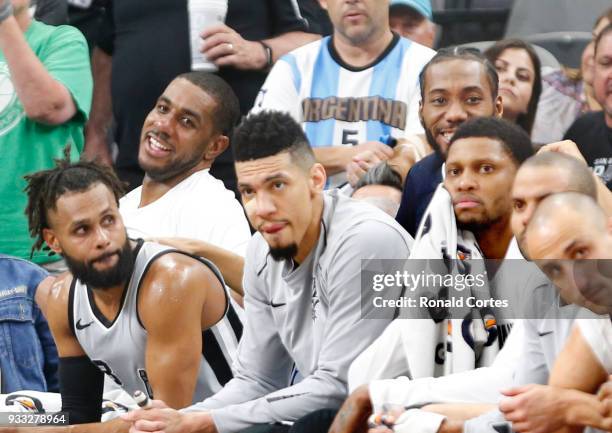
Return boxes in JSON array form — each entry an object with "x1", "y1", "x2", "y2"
[
  {"x1": 258, "y1": 41, "x2": 273, "y2": 69},
  {"x1": 0, "y1": 2, "x2": 13, "y2": 24}
]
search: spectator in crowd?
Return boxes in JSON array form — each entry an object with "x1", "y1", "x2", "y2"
[
  {"x1": 351, "y1": 163, "x2": 404, "y2": 217},
  {"x1": 22, "y1": 159, "x2": 238, "y2": 428},
  {"x1": 394, "y1": 47, "x2": 503, "y2": 237},
  {"x1": 83, "y1": 0, "x2": 319, "y2": 192},
  {"x1": 531, "y1": 8, "x2": 612, "y2": 145},
  {"x1": 122, "y1": 110, "x2": 411, "y2": 433},
  {"x1": 252, "y1": 0, "x2": 435, "y2": 188},
  {"x1": 119, "y1": 72, "x2": 251, "y2": 300},
  {"x1": 564, "y1": 23, "x2": 612, "y2": 190},
  {"x1": 484, "y1": 39, "x2": 542, "y2": 136},
  {"x1": 389, "y1": 0, "x2": 436, "y2": 48},
  {"x1": 329, "y1": 153, "x2": 602, "y2": 433},
  {"x1": 0, "y1": 256, "x2": 58, "y2": 394},
  {"x1": 0, "y1": 0, "x2": 92, "y2": 269}
]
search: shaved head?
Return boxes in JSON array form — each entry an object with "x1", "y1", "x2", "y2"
[
  {"x1": 528, "y1": 192, "x2": 606, "y2": 238},
  {"x1": 525, "y1": 192, "x2": 612, "y2": 314},
  {"x1": 511, "y1": 152, "x2": 598, "y2": 254},
  {"x1": 520, "y1": 153, "x2": 597, "y2": 198}
]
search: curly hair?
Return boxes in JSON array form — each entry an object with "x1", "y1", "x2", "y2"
[
  {"x1": 232, "y1": 110, "x2": 315, "y2": 169},
  {"x1": 24, "y1": 148, "x2": 126, "y2": 255}
]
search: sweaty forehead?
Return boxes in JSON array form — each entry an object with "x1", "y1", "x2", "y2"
[{"x1": 425, "y1": 59, "x2": 490, "y2": 93}]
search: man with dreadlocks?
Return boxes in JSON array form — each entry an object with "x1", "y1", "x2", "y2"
[{"x1": 20, "y1": 157, "x2": 239, "y2": 430}]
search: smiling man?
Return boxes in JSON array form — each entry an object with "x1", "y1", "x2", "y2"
[
  {"x1": 19, "y1": 159, "x2": 235, "y2": 431},
  {"x1": 395, "y1": 47, "x2": 503, "y2": 236},
  {"x1": 119, "y1": 72, "x2": 251, "y2": 298},
  {"x1": 123, "y1": 110, "x2": 413, "y2": 433}
]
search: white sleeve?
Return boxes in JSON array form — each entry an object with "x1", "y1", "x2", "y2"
[
  {"x1": 250, "y1": 56, "x2": 301, "y2": 122},
  {"x1": 404, "y1": 87, "x2": 424, "y2": 136},
  {"x1": 366, "y1": 321, "x2": 525, "y2": 411},
  {"x1": 576, "y1": 319, "x2": 612, "y2": 373},
  {"x1": 348, "y1": 320, "x2": 414, "y2": 392}
]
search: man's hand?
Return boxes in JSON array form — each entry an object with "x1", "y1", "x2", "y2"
[
  {"x1": 201, "y1": 23, "x2": 267, "y2": 70},
  {"x1": 499, "y1": 385, "x2": 571, "y2": 433},
  {"x1": 354, "y1": 142, "x2": 395, "y2": 161},
  {"x1": 345, "y1": 143, "x2": 394, "y2": 187},
  {"x1": 346, "y1": 151, "x2": 383, "y2": 187},
  {"x1": 598, "y1": 375, "x2": 612, "y2": 426},
  {"x1": 329, "y1": 385, "x2": 373, "y2": 433},
  {"x1": 537, "y1": 140, "x2": 588, "y2": 165},
  {"x1": 122, "y1": 400, "x2": 217, "y2": 433}
]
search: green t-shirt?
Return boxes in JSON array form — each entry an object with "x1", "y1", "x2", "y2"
[{"x1": 0, "y1": 21, "x2": 92, "y2": 264}]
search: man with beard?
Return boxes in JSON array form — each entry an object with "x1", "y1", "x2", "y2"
[
  {"x1": 119, "y1": 72, "x2": 251, "y2": 299},
  {"x1": 20, "y1": 159, "x2": 234, "y2": 430},
  {"x1": 122, "y1": 110, "x2": 412, "y2": 433},
  {"x1": 325, "y1": 151, "x2": 602, "y2": 433},
  {"x1": 563, "y1": 24, "x2": 612, "y2": 190},
  {"x1": 393, "y1": 47, "x2": 503, "y2": 236}
]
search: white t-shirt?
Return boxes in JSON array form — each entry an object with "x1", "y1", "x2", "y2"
[
  {"x1": 120, "y1": 169, "x2": 251, "y2": 257},
  {"x1": 251, "y1": 35, "x2": 435, "y2": 188},
  {"x1": 576, "y1": 318, "x2": 612, "y2": 373}
]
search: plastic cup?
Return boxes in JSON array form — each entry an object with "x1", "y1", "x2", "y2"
[{"x1": 188, "y1": 0, "x2": 228, "y2": 72}]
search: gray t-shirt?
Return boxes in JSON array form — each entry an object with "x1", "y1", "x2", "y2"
[{"x1": 186, "y1": 190, "x2": 414, "y2": 433}]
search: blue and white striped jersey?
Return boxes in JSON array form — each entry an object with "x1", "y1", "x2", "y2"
[{"x1": 252, "y1": 34, "x2": 436, "y2": 187}]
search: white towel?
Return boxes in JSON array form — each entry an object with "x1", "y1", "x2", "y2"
[{"x1": 407, "y1": 184, "x2": 502, "y2": 376}]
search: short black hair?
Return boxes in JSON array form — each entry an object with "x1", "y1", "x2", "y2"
[
  {"x1": 354, "y1": 163, "x2": 403, "y2": 192},
  {"x1": 419, "y1": 46, "x2": 499, "y2": 101},
  {"x1": 24, "y1": 151, "x2": 126, "y2": 254},
  {"x1": 232, "y1": 111, "x2": 316, "y2": 169},
  {"x1": 449, "y1": 117, "x2": 534, "y2": 165},
  {"x1": 484, "y1": 39, "x2": 542, "y2": 135},
  {"x1": 595, "y1": 23, "x2": 612, "y2": 56},
  {"x1": 177, "y1": 72, "x2": 240, "y2": 136}
]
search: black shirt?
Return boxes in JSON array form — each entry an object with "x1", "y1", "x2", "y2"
[
  {"x1": 98, "y1": 0, "x2": 310, "y2": 190},
  {"x1": 564, "y1": 111, "x2": 612, "y2": 190},
  {"x1": 395, "y1": 153, "x2": 444, "y2": 237}
]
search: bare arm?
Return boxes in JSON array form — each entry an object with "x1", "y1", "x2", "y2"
[
  {"x1": 263, "y1": 31, "x2": 320, "y2": 62},
  {"x1": 315, "y1": 142, "x2": 395, "y2": 176},
  {"x1": 546, "y1": 326, "x2": 610, "y2": 431},
  {"x1": 139, "y1": 253, "x2": 227, "y2": 409},
  {"x1": 83, "y1": 48, "x2": 113, "y2": 165},
  {"x1": 201, "y1": 24, "x2": 318, "y2": 71},
  {"x1": 150, "y1": 237, "x2": 244, "y2": 297},
  {"x1": 329, "y1": 385, "x2": 372, "y2": 433},
  {"x1": 0, "y1": 15, "x2": 76, "y2": 124},
  {"x1": 537, "y1": 140, "x2": 612, "y2": 216},
  {"x1": 421, "y1": 404, "x2": 497, "y2": 421}
]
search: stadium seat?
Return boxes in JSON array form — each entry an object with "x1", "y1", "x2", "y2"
[
  {"x1": 504, "y1": 0, "x2": 610, "y2": 37},
  {"x1": 521, "y1": 32, "x2": 591, "y2": 69},
  {"x1": 459, "y1": 40, "x2": 561, "y2": 69}
]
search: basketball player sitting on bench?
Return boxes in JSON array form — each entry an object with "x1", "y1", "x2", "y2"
[{"x1": 16, "y1": 157, "x2": 239, "y2": 432}]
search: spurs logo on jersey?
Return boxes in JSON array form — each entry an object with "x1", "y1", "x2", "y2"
[{"x1": 69, "y1": 240, "x2": 242, "y2": 402}]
